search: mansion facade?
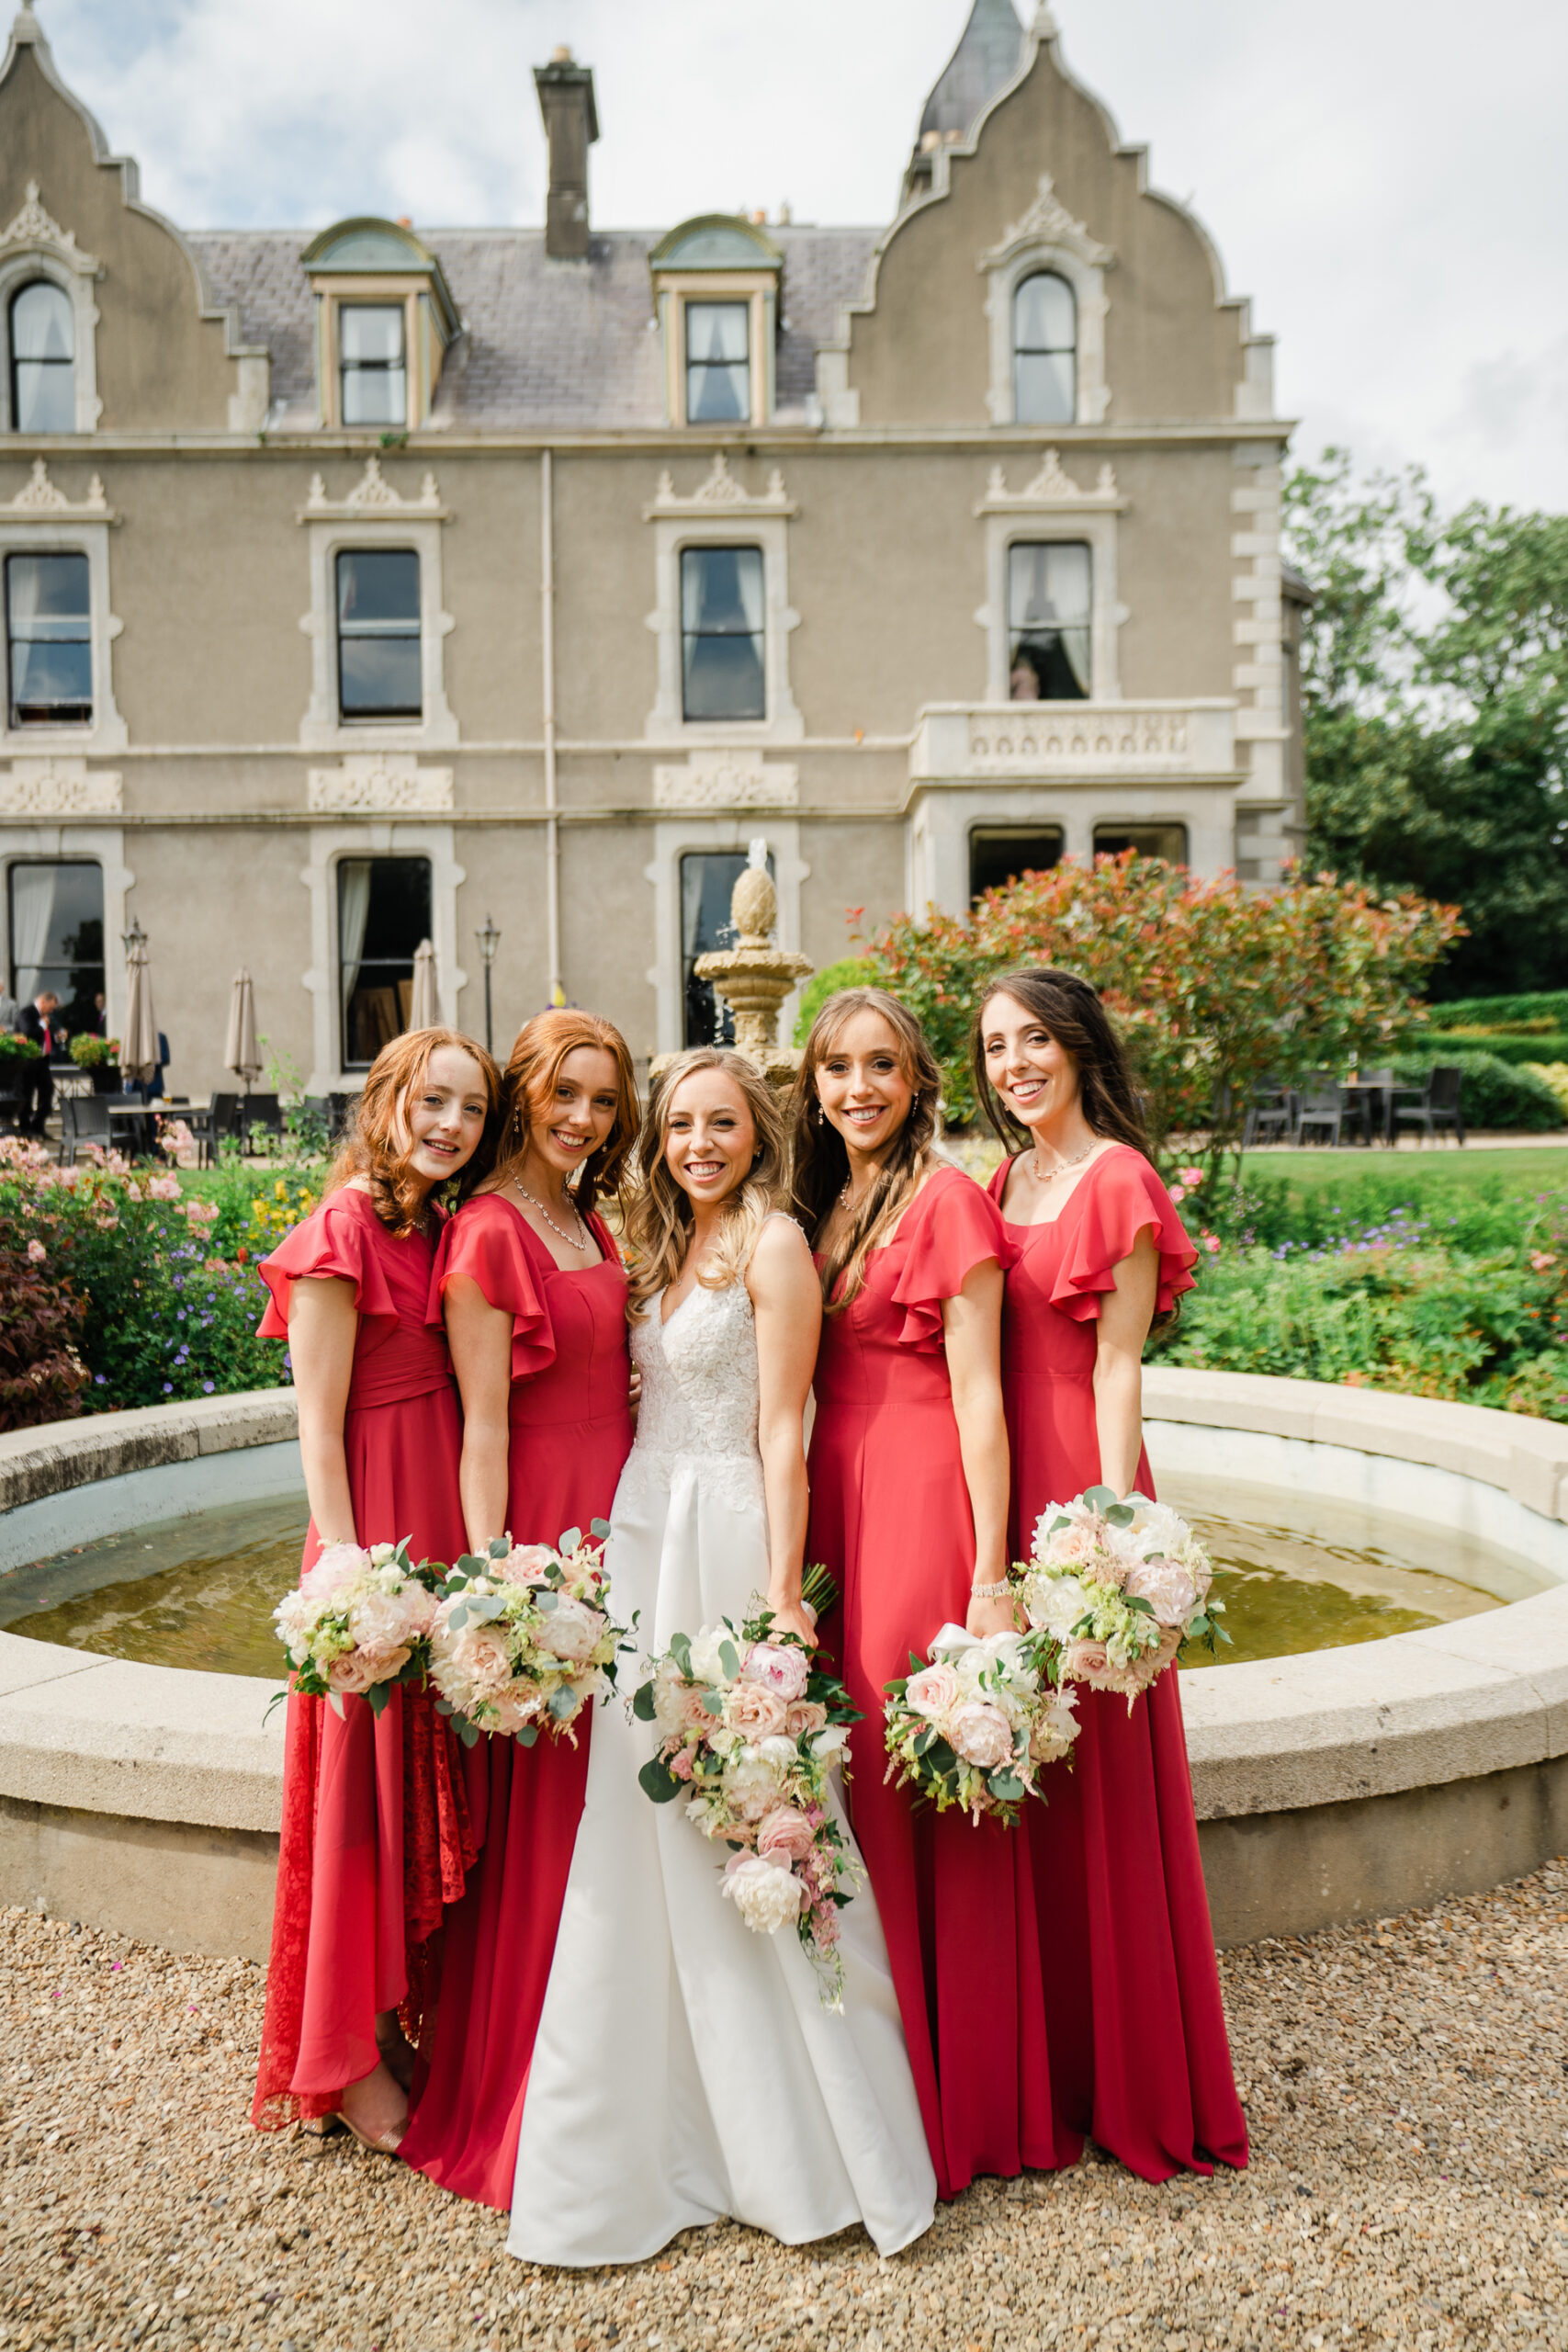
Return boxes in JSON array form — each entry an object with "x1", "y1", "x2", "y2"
[{"x1": 0, "y1": 0, "x2": 1302, "y2": 1093}]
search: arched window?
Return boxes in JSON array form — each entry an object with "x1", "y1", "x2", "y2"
[
  {"x1": 9, "y1": 280, "x2": 74, "y2": 433},
  {"x1": 1012, "y1": 271, "x2": 1075, "y2": 426}
]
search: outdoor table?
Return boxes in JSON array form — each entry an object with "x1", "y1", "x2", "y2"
[
  {"x1": 105, "y1": 1096, "x2": 211, "y2": 1159},
  {"x1": 1339, "y1": 1078, "x2": 1393, "y2": 1146}
]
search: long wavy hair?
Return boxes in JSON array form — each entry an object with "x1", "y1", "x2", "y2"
[
  {"x1": 328, "y1": 1026, "x2": 502, "y2": 1236},
  {"x1": 624, "y1": 1047, "x2": 786, "y2": 1319},
  {"x1": 788, "y1": 987, "x2": 942, "y2": 1312},
  {"x1": 489, "y1": 1008, "x2": 638, "y2": 1216},
  {"x1": 971, "y1": 966, "x2": 1153, "y2": 1160}
]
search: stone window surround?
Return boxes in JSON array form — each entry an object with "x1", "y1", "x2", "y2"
[
  {"x1": 642, "y1": 814, "x2": 808, "y2": 1058},
  {"x1": 311, "y1": 277, "x2": 437, "y2": 433},
  {"x1": 981, "y1": 177, "x2": 1113, "y2": 430},
  {"x1": 0, "y1": 478, "x2": 127, "y2": 756},
  {"x1": 906, "y1": 782, "x2": 1238, "y2": 918},
  {"x1": 297, "y1": 466, "x2": 457, "y2": 753},
  {"x1": 0, "y1": 820, "x2": 131, "y2": 1035},
  {"x1": 299, "y1": 820, "x2": 466, "y2": 1097},
  {"x1": 975, "y1": 465, "x2": 1126, "y2": 704},
  {"x1": 643, "y1": 463, "x2": 802, "y2": 747},
  {"x1": 0, "y1": 186, "x2": 102, "y2": 436}
]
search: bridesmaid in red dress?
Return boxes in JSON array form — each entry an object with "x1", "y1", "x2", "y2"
[
  {"x1": 400, "y1": 1009, "x2": 638, "y2": 2207},
  {"x1": 791, "y1": 988, "x2": 1076, "y2": 2200},
  {"x1": 251, "y1": 1026, "x2": 502, "y2": 2152},
  {"x1": 976, "y1": 965, "x2": 1248, "y2": 2181}
]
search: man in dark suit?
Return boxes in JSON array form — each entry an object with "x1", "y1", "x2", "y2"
[{"x1": 17, "y1": 989, "x2": 60, "y2": 1135}]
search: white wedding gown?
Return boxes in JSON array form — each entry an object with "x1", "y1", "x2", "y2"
[{"x1": 507, "y1": 1268, "x2": 937, "y2": 2267}]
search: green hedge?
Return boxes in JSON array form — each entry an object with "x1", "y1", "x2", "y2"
[
  {"x1": 1425, "y1": 989, "x2": 1568, "y2": 1032},
  {"x1": 1409, "y1": 1031, "x2": 1568, "y2": 1068},
  {"x1": 793, "y1": 956, "x2": 874, "y2": 1046},
  {"x1": 1388, "y1": 1049, "x2": 1563, "y2": 1132}
]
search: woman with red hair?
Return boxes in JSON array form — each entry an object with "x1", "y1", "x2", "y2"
[
  {"x1": 252, "y1": 1026, "x2": 502, "y2": 2152},
  {"x1": 400, "y1": 1009, "x2": 639, "y2": 2205}
]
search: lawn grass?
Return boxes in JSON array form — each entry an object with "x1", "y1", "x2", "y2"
[{"x1": 1234, "y1": 1145, "x2": 1568, "y2": 1206}]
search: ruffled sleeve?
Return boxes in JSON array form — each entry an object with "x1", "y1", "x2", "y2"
[
  {"x1": 1048, "y1": 1149, "x2": 1197, "y2": 1324},
  {"x1": 888, "y1": 1165, "x2": 1014, "y2": 1351},
  {"x1": 255, "y1": 1193, "x2": 399, "y2": 1340},
  {"x1": 428, "y1": 1194, "x2": 557, "y2": 1381}
]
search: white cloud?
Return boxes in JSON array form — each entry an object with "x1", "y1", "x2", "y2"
[{"x1": 28, "y1": 0, "x2": 1568, "y2": 507}]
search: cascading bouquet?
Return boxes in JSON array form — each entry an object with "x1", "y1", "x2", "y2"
[
  {"x1": 271, "y1": 1537, "x2": 442, "y2": 1717},
  {"x1": 631, "y1": 1566, "x2": 862, "y2": 2007},
  {"x1": 429, "y1": 1521, "x2": 631, "y2": 1746},
  {"x1": 1019, "y1": 1487, "x2": 1228, "y2": 1705},
  {"x1": 883, "y1": 1623, "x2": 1079, "y2": 1826}
]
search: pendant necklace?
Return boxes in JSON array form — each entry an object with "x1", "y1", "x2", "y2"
[
  {"x1": 513, "y1": 1174, "x2": 590, "y2": 1251},
  {"x1": 1032, "y1": 1140, "x2": 1100, "y2": 1188}
]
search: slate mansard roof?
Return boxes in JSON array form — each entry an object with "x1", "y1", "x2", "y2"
[{"x1": 187, "y1": 225, "x2": 882, "y2": 431}]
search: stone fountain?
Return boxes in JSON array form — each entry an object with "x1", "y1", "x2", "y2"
[{"x1": 693, "y1": 838, "x2": 814, "y2": 1091}]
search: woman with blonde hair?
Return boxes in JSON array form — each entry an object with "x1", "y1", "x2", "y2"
[
  {"x1": 500, "y1": 1046, "x2": 935, "y2": 2265},
  {"x1": 400, "y1": 1007, "x2": 638, "y2": 2206},
  {"x1": 792, "y1": 988, "x2": 1077, "y2": 2199},
  {"x1": 251, "y1": 1025, "x2": 502, "y2": 2153}
]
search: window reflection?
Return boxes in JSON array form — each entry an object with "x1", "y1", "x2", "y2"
[
  {"x1": 6, "y1": 858, "x2": 103, "y2": 1031},
  {"x1": 339, "y1": 304, "x2": 407, "y2": 427},
  {"x1": 9, "y1": 281, "x2": 74, "y2": 433},
  {"x1": 336, "y1": 549, "x2": 422, "y2": 720},
  {"x1": 5, "y1": 551, "x2": 91, "y2": 724},
  {"x1": 1013, "y1": 271, "x2": 1075, "y2": 426},
  {"x1": 1008, "y1": 541, "x2": 1090, "y2": 701},
  {"x1": 681, "y1": 545, "x2": 764, "y2": 721},
  {"x1": 685, "y1": 301, "x2": 750, "y2": 424}
]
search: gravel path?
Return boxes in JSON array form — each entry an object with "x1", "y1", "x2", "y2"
[{"x1": 5, "y1": 1861, "x2": 1567, "y2": 2351}]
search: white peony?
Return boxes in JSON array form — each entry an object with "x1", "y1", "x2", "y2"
[
  {"x1": 1028, "y1": 1573, "x2": 1091, "y2": 1645},
  {"x1": 810, "y1": 1724, "x2": 849, "y2": 1761},
  {"x1": 721, "y1": 1852, "x2": 807, "y2": 1935},
  {"x1": 536, "y1": 1593, "x2": 602, "y2": 1664},
  {"x1": 723, "y1": 1747, "x2": 789, "y2": 1822},
  {"x1": 688, "y1": 1623, "x2": 741, "y2": 1688},
  {"x1": 299, "y1": 1542, "x2": 369, "y2": 1600}
]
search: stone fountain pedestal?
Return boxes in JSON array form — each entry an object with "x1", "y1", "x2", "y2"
[{"x1": 654, "y1": 842, "x2": 813, "y2": 1093}]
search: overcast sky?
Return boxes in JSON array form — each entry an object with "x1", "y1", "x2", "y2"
[{"x1": 28, "y1": 0, "x2": 1568, "y2": 513}]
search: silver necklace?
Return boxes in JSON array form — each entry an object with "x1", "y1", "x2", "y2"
[
  {"x1": 513, "y1": 1174, "x2": 590, "y2": 1251},
  {"x1": 1031, "y1": 1140, "x2": 1100, "y2": 1188}
]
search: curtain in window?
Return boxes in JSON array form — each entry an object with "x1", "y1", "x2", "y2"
[
  {"x1": 9, "y1": 864, "x2": 57, "y2": 996},
  {"x1": 692, "y1": 305, "x2": 748, "y2": 365},
  {"x1": 338, "y1": 860, "x2": 372, "y2": 1004},
  {"x1": 11, "y1": 281, "x2": 74, "y2": 434},
  {"x1": 1008, "y1": 542, "x2": 1092, "y2": 697}
]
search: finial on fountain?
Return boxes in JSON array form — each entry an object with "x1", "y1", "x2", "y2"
[{"x1": 687, "y1": 838, "x2": 813, "y2": 1090}]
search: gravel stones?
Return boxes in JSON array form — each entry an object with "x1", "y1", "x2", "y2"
[{"x1": 5, "y1": 1860, "x2": 1568, "y2": 2349}]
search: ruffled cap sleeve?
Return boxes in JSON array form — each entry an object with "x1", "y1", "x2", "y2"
[
  {"x1": 1049, "y1": 1149, "x2": 1197, "y2": 1323},
  {"x1": 256, "y1": 1192, "x2": 399, "y2": 1340},
  {"x1": 889, "y1": 1165, "x2": 1013, "y2": 1351},
  {"x1": 429, "y1": 1194, "x2": 557, "y2": 1381}
]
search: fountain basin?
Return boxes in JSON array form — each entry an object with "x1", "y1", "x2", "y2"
[{"x1": 3, "y1": 1374, "x2": 1567, "y2": 1962}]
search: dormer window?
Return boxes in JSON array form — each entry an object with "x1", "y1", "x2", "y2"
[
  {"x1": 9, "y1": 281, "x2": 73, "y2": 432},
  {"x1": 1013, "y1": 271, "x2": 1075, "y2": 425},
  {"x1": 301, "y1": 219, "x2": 458, "y2": 432},
  {"x1": 649, "y1": 216, "x2": 782, "y2": 428}
]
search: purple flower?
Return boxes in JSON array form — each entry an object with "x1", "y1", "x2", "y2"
[
  {"x1": 163, "y1": 1382, "x2": 173, "y2": 1393},
  {"x1": 202, "y1": 1380, "x2": 215, "y2": 1394}
]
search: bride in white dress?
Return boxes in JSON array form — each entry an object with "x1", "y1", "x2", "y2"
[{"x1": 508, "y1": 1047, "x2": 936, "y2": 2267}]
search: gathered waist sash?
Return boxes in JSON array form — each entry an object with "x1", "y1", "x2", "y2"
[{"x1": 346, "y1": 1330, "x2": 456, "y2": 1413}]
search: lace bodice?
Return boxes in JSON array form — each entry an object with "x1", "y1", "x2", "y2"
[{"x1": 626, "y1": 1275, "x2": 763, "y2": 1508}]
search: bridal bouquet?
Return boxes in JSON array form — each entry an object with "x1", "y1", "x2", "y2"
[
  {"x1": 1019, "y1": 1487, "x2": 1228, "y2": 1705},
  {"x1": 272, "y1": 1537, "x2": 442, "y2": 1716},
  {"x1": 631, "y1": 1567, "x2": 862, "y2": 2007},
  {"x1": 429, "y1": 1521, "x2": 630, "y2": 1747},
  {"x1": 884, "y1": 1623, "x2": 1079, "y2": 1826}
]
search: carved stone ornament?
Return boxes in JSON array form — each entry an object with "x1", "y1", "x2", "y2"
[
  {"x1": 652, "y1": 752, "x2": 799, "y2": 809},
  {"x1": 302, "y1": 458, "x2": 446, "y2": 520},
  {"x1": 0, "y1": 760, "x2": 122, "y2": 815},
  {"x1": 0, "y1": 180, "x2": 97, "y2": 276},
  {"x1": 987, "y1": 174, "x2": 1112, "y2": 270},
  {"x1": 307, "y1": 761, "x2": 454, "y2": 814},
  {"x1": 647, "y1": 454, "x2": 795, "y2": 518},
  {"x1": 978, "y1": 452, "x2": 1121, "y2": 510},
  {"x1": 3, "y1": 458, "x2": 110, "y2": 515}
]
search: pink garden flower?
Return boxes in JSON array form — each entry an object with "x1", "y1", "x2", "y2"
[
  {"x1": 741, "y1": 1641, "x2": 811, "y2": 1702},
  {"x1": 756, "y1": 1805, "x2": 817, "y2": 1864},
  {"x1": 903, "y1": 1660, "x2": 961, "y2": 1722},
  {"x1": 723, "y1": 1681, "x2": 792, "y2": 1742},
  {"x1": 947, "y1": 1701, "x2": 1013, "y2": 1772}
]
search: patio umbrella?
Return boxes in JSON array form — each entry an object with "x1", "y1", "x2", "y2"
[
  {"x1": 121, "y1": 933, "x2": 158, "y2": 1087},
  {"x1": 224, "y1": 967, "x2": 262, "y2": 1093},
  {"x1": 409, "y1": 937, "x2": 437, "y2": 1031}
]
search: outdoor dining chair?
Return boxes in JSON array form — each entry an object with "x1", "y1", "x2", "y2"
[
  {"x1": 59, "y1": 1092, "x2": 111, "y2": 1164},
  {"x1": 1294, "y1": 1076, "x2": 1345, "y2": 1148},
  {"x1": 1242, "y1": 1080, "x2": 1292, "y2": 1149},
  {"x1": 1392, "y1": 1066, "x2": 1465, "y2": 1146}
]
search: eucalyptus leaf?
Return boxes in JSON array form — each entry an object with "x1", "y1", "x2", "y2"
[
  {"x1": 558, "y1": 1526, "x2": 582, "y2": 1556},
  {"x1": 638, "y1": 1757, "x2": 684, "y2": 1804},
  {"x1": 700, "y1": 1690, "x2": 726, "y2": 1717},
  {"x1": 591, "y1": 1518, "x2": 612, "y2": 1540},
  {"x1": 669, "y1": 1632, "x2": 694, "y2": 1680},
  {"x1": 718, "y1": 1639, "x2": 740, "y2": 1682},
  {"x1": 631, "y1": 1682, "x2": 657, "y2": 1723},
  {"x1": 535, "y1": 1589, "x2": 559, "y2": 1612},
  {"x1": 548, "y1": 1685, "x2": 580, "y2": 1721}
]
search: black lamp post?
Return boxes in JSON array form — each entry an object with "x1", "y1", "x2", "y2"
[{"x1": 477, "y1": 914, "x2": 501, "y2": 1055}]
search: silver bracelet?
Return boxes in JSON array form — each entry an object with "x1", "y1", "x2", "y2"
[{"x1": 970, "y1": 1577, "x2": 1010, "y2": 1602}]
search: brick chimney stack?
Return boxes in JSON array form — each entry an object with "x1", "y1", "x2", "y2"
[{"x1": 534, "y1": 46, "x2": 599, "y2": 262}]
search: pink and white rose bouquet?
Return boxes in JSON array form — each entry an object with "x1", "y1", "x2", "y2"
[
  {"x1": 631, "y1": 1566, "x2": 861, "y2": 2007},
  {"x1": 272, "y1": 1536, "x2": 441, "y2": 1716},
  {"x1": 1019, "y1": 1486, "x2": 1227, "y2": 1705},
  {"x1": 429, "y1": 1521, "x2": 631, "y2": 1747},
  {"x1": 883, "y1": 1622, "x2": 1078, "y2": 1826}
]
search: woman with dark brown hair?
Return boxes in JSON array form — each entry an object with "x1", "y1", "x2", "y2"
[
  {"x1": 399, "y1": 1008, "x2": 639, "y2": 2208},
  {"x1": 976, "y1": 965, "x2": 1247, "y2": 2181},
  {"x1": 251, "y1": 1026, "x2": 502, "y2": 2152},
  {"x1": 789, "y1": 988, "x2": 1072, "y2": 2201}
]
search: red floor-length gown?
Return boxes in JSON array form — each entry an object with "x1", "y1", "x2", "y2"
[
  {"x1": 399, "y1": 1193, "x2": 633, "y2": 2208},
  {"x1": 807, "y1": 1163, "x2": 1077, "y2": 2200},
  {"x1": 987, "y1": 1143, "x2": 1248, "y2": 2180},
  {"x1": 252, "y1": 1187, "x2": 478, "y2": 2130}
]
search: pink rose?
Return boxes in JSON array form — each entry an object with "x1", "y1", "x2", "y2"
[
  {"x1": 723, "y1": 1681, "x2": 791, "y2": 1741},
  {"x1": 756, "y1": 1805, "x2": 817, "y2": 1864},
  {"x1": 947, "y1": 1701, "x2": 1013, "y2": 1772},
  {"x1": 494, "y1": 1544, "x2": 556, "y2": 1586},
  {"x1": 1060, "y1": 1637, "x2": 1111, "y2": 1684},
  {"x1": 326, "y1": 1652, "x2": 381, "y2": 1696},
  {"x1": 669, "y1": 1746, "x2": 695, "y2": 1781},
  {"x1": 784, "y1": 1699, "x2": 829, "y2": 1739},
  {"x1": 1122, "y1": 1556, "x2": 1199, "y2": 1629},
  {"x1": 741, "y1": 1642, "x2": 810, "y2": 1702},
  {"x1": 462, "y1": 1625, "x2": 516, "y2": 1698},
  {"x1": 678, "y1": 1682, "x2": 716, "y2": 1732},
  {"x1": 537, "y1": 1593, "x2": 602, "y2": 1663},
  {"x1": 300, "y1": 1541, "x2": 369, "y2": 1599},
  {"x1": 904, "y1": 1661, "x2": 961, "y2": 1722}
]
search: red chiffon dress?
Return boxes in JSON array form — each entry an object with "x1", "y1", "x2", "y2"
[
  {"x1": 987, "y1": 1143, "x2": 1248, "y2": 2180},
  {"x1": 807, "y1": 1164, "x2": 1077, "y2": 2200},
  {"x1": 251, "y1": 1187, "x2": 478, "y2": 2131},
  {"x1": 399, "y1": 1193, "x2": 633, "y2": 2208}
]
